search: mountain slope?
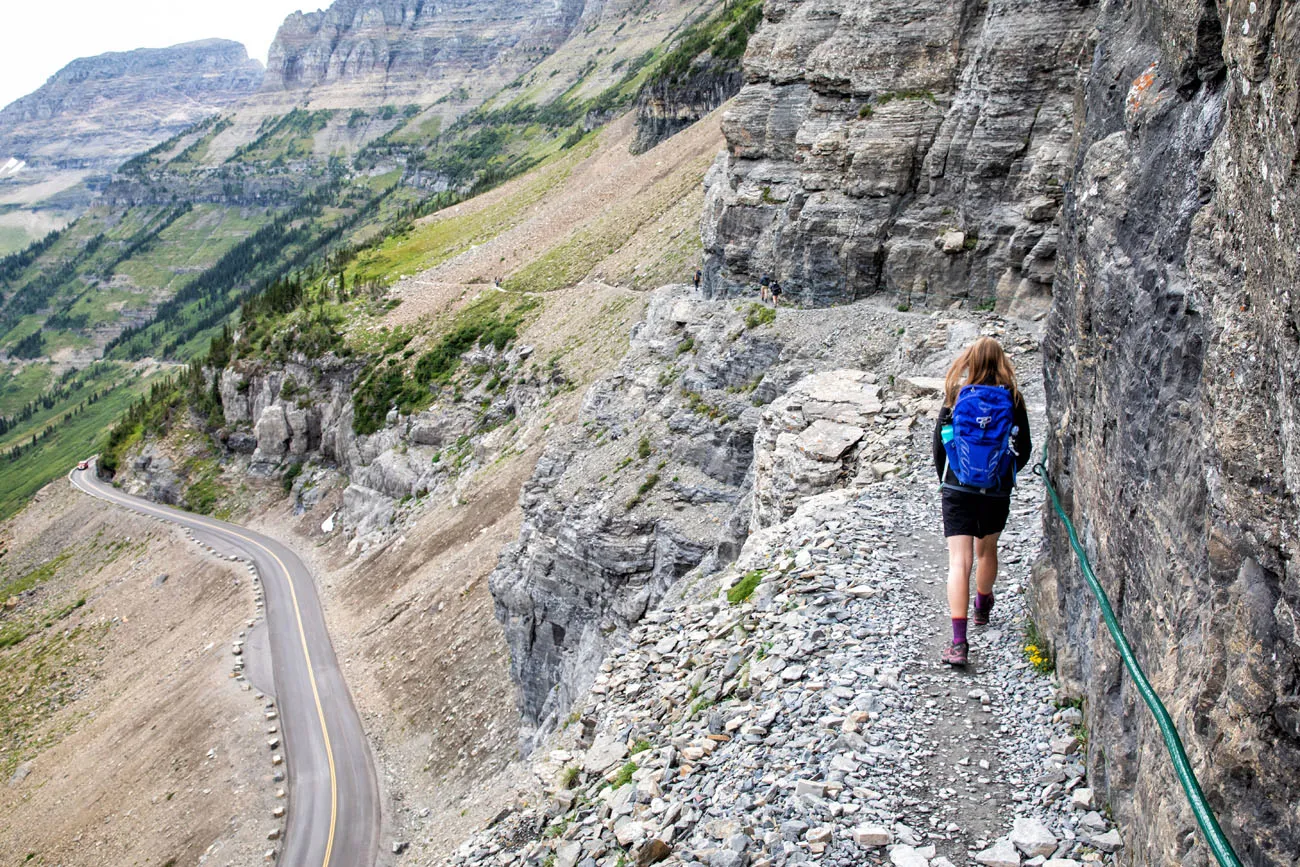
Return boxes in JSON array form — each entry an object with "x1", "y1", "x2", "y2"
[
  {"x1": 0, "y1": 0, "x2": 746, "y2": 524},
  {"x1": 0, "y1": 39, "x2": 264, "y2": 233},
  {"x1": 98, "y1": 104, "x2": 726, "y2": 861}
]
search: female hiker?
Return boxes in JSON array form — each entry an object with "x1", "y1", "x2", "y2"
[{"x1": 933, "y1": 336, "x2": 1032, "y2": 666}]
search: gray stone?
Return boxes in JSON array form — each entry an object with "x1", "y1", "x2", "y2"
[
  {"x1": 793, "y1": 780, "x2": 825, "y2": 798},
  {"x1": 8, "y1": 761, "x2": 32, "y2": 787},
  {"x1": 1090, "y1": 830, "x2": 1123, "y2": 853},
  {"x1": 795, "y1": 420, "x2": 865, "y2": 462},
  {"x1": 940, "y1": 230, "x2": 968, "y2": 254},
  {"x1": 1009, "y1": 817, "x2": 1056, "y2": 857},
  {"x1": 555, "y1": 841, "x2": 583, "y2": 867},
  {"x1": 780, "y1": 820, "x2": 810, "y2": 842},
  {"x1": 888, "y1": 845, "x2": 930, "y2": 867},
  {"x1": 708, "y1": 851, "x2": 747, "y2": 867},
  {"x1": 853, "y1": 825, "x2": 891, "y2": 847},
  {"x1": 896, "y1": 377, "x2": 945, "y2": 398},
  {"x1": 974, "y1": 839, "x2": 1020, "y2": 867}
]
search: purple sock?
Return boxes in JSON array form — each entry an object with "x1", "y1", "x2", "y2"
[
  {"x1": 952, "y1": 618, "x2": 968, "y2": 645},
  {"x1": 976, "y1": 592, "x2": 994, "y2": 613}
]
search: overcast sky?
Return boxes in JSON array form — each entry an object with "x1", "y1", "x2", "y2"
[{"x1": 0, "y1": 1, "x2": 317, "y2": 111}]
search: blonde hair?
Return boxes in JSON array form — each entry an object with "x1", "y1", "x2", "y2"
[{"x1": 943, "y1": 336, "x2": 1020, "y2": 407}]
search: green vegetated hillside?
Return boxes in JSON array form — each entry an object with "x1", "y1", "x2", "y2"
[
  {"x1": 0, "y1": 0, "x2": 758, "y2": 518},
  {"x1": 0, "y1": 361, "x2": 159, "y2": 518}
]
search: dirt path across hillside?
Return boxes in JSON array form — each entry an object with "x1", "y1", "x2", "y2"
[{"x1": 382, "y1": 110, "x2": 723, "y2": 331}]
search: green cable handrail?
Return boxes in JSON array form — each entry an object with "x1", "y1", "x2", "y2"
[{"x1": 1033, "y1": 456, "x2": 1243, "y2": 867}]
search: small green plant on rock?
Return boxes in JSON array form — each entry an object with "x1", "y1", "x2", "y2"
[
  {"x1": 281, "y1": 461, "x2": 303, "y2": 494},
  {"x1": 611, "y1": 761, "x2": 637, "y2": 789},
  {"x1": 626, "y1": 473, "x2": 660, "y2": 509},
  {"x1": 727, "y1": 569, "x2": 764, "y2": 605},
  {"x1": 744, "y1": 304, "x2": 775, "y2": 329}
]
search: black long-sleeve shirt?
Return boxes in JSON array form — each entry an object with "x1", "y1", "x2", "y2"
[{"x1": 932, "y1": 395, "x2": 1032, "y2": 495}]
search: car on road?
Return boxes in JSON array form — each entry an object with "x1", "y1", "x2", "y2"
[{"x1": 77, "y1": 460, "x2": 89, "y2": 471}]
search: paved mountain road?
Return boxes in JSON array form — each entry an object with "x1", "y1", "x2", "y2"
[{"x1": 71, "y1": 465, "x2": 380, "y2": 867}]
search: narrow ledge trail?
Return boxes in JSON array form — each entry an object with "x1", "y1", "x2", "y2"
[
  {"x1": 449, "y1": 374, "x2": 1130, "y2": 867},
  {"x1": 70, "y1": 465, "x2": 382, "y2": 867}
]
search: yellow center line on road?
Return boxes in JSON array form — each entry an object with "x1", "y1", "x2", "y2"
[{"x1": 72, "y1": 470, "x2": 339, "y2": 867}]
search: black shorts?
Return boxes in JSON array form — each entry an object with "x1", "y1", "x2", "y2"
[{"x1": 941, "y1": 488, "x2": 1011, "y2": 538}]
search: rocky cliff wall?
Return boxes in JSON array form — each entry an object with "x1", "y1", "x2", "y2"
[
  {"x1": 700, "y1": 0, "x2": 1093, "y2": 314},
  {"x1": 263, "y1": 0, "x2": 585, "y2": 96},
  {"x1": 633, "y1": 64, "x2": 745, "y2": 155},
  {"x1": 1037, "y1": 1, "x2": 1300, "y2": 865}
]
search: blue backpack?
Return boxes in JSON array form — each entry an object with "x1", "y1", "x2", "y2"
[{"x1": 942, "y1": 385, "x2": 1017, "y2": 491}]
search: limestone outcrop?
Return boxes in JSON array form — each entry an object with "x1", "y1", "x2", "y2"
[
  {"x1": 700, "y1": 0, "x2": 1093, "y2": 314},
  {"x1": 749, "y1": 368, "x2": 885, "y2": 531},
  {"x1": 1038, "y1": 1, "x2": 1300, "y2": 864}
]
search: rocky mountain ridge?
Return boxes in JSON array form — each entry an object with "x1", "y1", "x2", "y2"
[
  {"x1": 263, "y1": 0, "x2": 585, "y2": 101},
  {"x1": 0, "y1": 39, "x2": 263, "y2": 212}
]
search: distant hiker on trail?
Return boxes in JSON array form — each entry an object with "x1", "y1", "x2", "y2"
[
  {"x1": 760, "y1": 274, "x2": 771, "y2": 304},
  {"x1": 694, "y1": 268, "x2": 702, "y2": 289},
  {"x1": 933, "y1": 336, "x2": 1032, "y2": 666},
  {"x1": 771, "y1": 281, "x2": 782, "y2": 306}
]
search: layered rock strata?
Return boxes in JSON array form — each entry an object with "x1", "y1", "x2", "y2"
[
  {"x1": 700, "y1": 0, "x2": 1093, "y2": 313},
  {"x1": 633, "y1": 63, "x2": 745, "y2": 154},
  {"x1": 1038, "y1": 1, "x2": 1299, "y2": 864},
  {"x1": 264, "y1": 0, "x2": 585, "y2": 97},
  {"x1": 0, "y1": 40, "x2": 263, "y2": 173}
]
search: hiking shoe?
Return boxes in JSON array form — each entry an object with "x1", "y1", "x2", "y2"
[
  {"x1": 941, "y1": 641, "x2": 969, "y2": 666},
  {"x1": 973, "y1": 596, "x2": 994, "y2": 626}
]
